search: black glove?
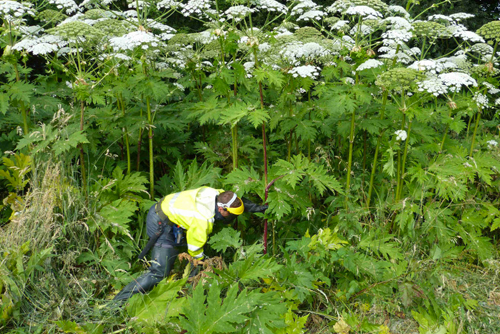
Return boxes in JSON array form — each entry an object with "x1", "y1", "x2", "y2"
[{"x1": 242, "y1": 197, "x2": 268, "y2": 213}]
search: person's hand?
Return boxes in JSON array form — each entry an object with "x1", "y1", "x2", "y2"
[{"x1": 255, "y1": 204, "x2": 268, "y2": 213}]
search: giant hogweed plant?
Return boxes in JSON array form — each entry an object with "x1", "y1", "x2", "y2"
[{"x1": 1, "y1": 0, "x2": 500, "y2": 331}]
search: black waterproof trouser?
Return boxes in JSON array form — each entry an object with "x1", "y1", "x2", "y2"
[
  {"x1": 113, "y1": 245, "x2": 179, "y2": 301},
  {"x1": 114, "y1": 204, "x2": 184, "y2": 302}
]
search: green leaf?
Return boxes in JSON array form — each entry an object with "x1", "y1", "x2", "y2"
[
  {"x1": 228, "y1": 254, "x2": 282, "y2": 284},
  {"x1": 52, "y1": 131, "x2": 89, "y2": 156},
  {"x1": 208, "y1": 227, "x2": 242, "y2": 252},
  {"x1": 98, "y1": 199, "x2": 137, "y2": 236},
  {"x1": 127, "y1": 278, "x2": 187, "y2": 321},
  {"x1": 9, "y1": 81, "x2": 34, "y2": 103},
  {"x1": 246, "y1": 107, "x2": 270, "y2": 128},
  {"x1": 0, "y1": 92, "x2": 8, "y2": 114}
]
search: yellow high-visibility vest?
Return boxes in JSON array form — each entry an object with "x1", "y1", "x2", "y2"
[{"x1": 161, "y1": 187, "x2": 223, "y2": 259}]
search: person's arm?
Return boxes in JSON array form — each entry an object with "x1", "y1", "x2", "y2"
[
  {"x1": 186, "y1": 222, "x2": 208, "y2": 260},
  {"x1": 242, "y1": 197, "x2": 268, "y2": 213}
]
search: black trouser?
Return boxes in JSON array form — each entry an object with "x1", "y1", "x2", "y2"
[
  {"x1": 113, "y1": 245, "x2": 180, "y2": 301},
  {"x1": 114, "y1": 205, "x2": 185, "y2": 302}
]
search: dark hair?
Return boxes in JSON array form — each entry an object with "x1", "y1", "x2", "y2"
[{"x1": 218, "y1": 191, "x2": 242, "y2": 208}]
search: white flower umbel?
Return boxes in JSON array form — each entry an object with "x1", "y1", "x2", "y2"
[
  {"x1": 224, "y1": 5, "x2": 256, "y2": 22},
  {"x1": 409, "y1": 60, "x2": 441, "y2": 74},
  {"x1": 274, "y1": 27, "x2": 293, "y2": 37},
  {"x1": 345, "y1": 6, "x2": 382, "y2": 18},
  {"x1": 356, "y1": 59, "x2": 383, "y2": 72},
  {"x1": 109, "y1": 31, "x2": 160, "y2": 51},
  {"x1": 254, "y1": 0, "x2": 287, "y2": 14},
  {"x1": 146, "y1": 19, "x2": 176, "y2": 40},
  {"x1": 289, "y1": 65, "x2": 320, "y2": 79},
  {"x1": 280, "y1": 42, "x2": 328, "y2": 65},
  {"x1": 297, "y1": 9, "x2": 326, "y2": 22},
  {"x1": 483, "y1": 82, "x2": 500, "y2": 95},
  {"x1": 49, "y1": 0, "x2": 79, "y2": 14},
  {"x1": 449, "y1": 13, "x2": 475, "y2": 21},
  {"x1": 417, "y1": 77, "x2": 448, "y2": 96},
  {"x1": 344, "y1": 77, "x2": 355, "y2": 85},
  {"x1": 195, "y1": 30, "x2": 216, "y2": 44},
  {"x1": 291, "y1": 0, "x2": 319, "y2": 15},
  {"x1": 487, "y1": 140, "x2": 498, "y2": 149},
  {"x1": 181, "y1": 0, "x2": 212, "y2": 17},
  {"x1": 382, "y1": 29, "x2": 412, "y2": 46},
  {"x1": 383, "y1": 17, "x2": 413, "y2": 31},
  {"x1": 395, "y1": 130, "x2": 407, "y2": 141},
  {"x1": 496, "y1": 98, "x2": 500, "y2": 106},
  {"x1": 453, "y1": 30, "x2": 485, "y2": 43},
  {"x1": 428, "y1": 14, "x2": 454, "y2": 23},
  {"x1": 439, "y1": 72, "x2": 477, "y2": 93},
  {"x1": 157, "y1": 0, "x2": 181, "y2": 9},
  {"x1": 473, "y1": 92, "x2": 490, "y2": 109},
  {"x1": 13, "y1": 35, "x2": 66, "y2": 55},
  {"x1": 350, "y1": 24, "x2": 373, "y2": 36},
  {"x1": 0, "y1": 0, "x2": 35, "y2": 18},
  {"x1": 128, "y1": 0, "x2": 151, "y2": 9},
  {"x1": 173, "y1": 83, "x2": 185, "y2": 91},
  {"x1": 330, "y1": 20, "x2": 349, "y2": 30},
  {"x1": 243, "y1": 62, "x2": 254, "y2": 78},
  {"x1": 387, "y1": 5, "x2": 410, "y2": 19}
]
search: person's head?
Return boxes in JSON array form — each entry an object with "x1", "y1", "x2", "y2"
[{"x1": 217, "y1": 191, "x2": 244, "y2": 219}]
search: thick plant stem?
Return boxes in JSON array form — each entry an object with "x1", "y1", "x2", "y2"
[
  {"x1": 366, "y1": 92, "x2": 388, "y2": 208},
  {"x1": 264, "y1": 176, "x2": 284, "y2": 255},
  {"x1": 146, "y1": 97, "x2": 154, "y2": 198},
  {"x1": 119, "y1": 96, "x2": 131, "y2": 174},
  {"x1": 469, "y1": 110, "x2": 481, "y2": 157},
  {"x1": 397, "y1": 120, "x2": 412, "y2": 200},
  {"x1": 345, "y1": 110, "x2": 356, "y2": 204},
  {"x1": 395, "y1": 113, "x2": 406, "y2": 202},
  {"x1": 231, "y1": 125, "x2": 238, "y2": 170},
  {"x1": 439, "y1": 109, "x2": 453, "y2": 153},
  {"x1": 254, "y1": 46, "x2": 269, "y2": 252},
  {"x1": 78, "y1": 100, "x2": 87, "y2": 195}
]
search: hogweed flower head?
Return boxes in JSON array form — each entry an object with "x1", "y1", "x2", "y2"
[
  {"x1": 109, "y1": 30, "x2": 160, "y2": 51},
  {"x1": 289, "y1": 65, "x2": 320, "y2": 79},
  {"x1": 345, "y1": 5, "x2": 382, "y2": 18},
  {"x1": 487, "y1": 140, "x2": 498, "y2": 149},
  {"x1": 13, "y1": 34, "x2": 66, "y2": 55},
  {"x1": 253, "y1": 0, "x2": 287, "y2": 14},
  {"x1": 412, "y1": 21, "x2": 449, "y2": 38},
  {"x1": 473, "y1": 92, "x2": 490, "y2": 109},
  {"x1": 383, "y1": 16, "x2": 412, "y2": 31},
  {"x1": 453, "y1": 30, "x2": 485, "y2": 43},
  {"x1": 37, "y1": 9, "x2": 67, "y2": 24},
  {"x1": 449, "y1": 13, "x2": 475, "y2": 21},
  {"x1": 395, "y1": 130, "x2": 407, "y2": 141},
  {"x1": 477, "y1": 21, "x2": 500, "y2": 44},
  {"x1": 438, "y1": 72, "x2": 477, "y2": 93},
  {"x1": 92, "y1": 19, "x2": 134, "y2": 37},
  {"x1": 48, "y1": 0, "x2": 79, "y2": 15},
  {"x1": 47, "y1": 21, "x2": 103, "y2": 41},
  {"x1": 291, "y1": 0, "x2": 320, "y2": 15},
  {"x1": 224, "y1": 6, "x2": 256, "y2": 22},
  {"x1": 375, "y1": 68, "x2": 422, "y2": 91},
  {"x1": 327, "y1": 0, "x2": 388, "y2": 15},
  {"x1": 0, "y1": 0, "x2": 35, "y2": 18},
  {"x1": 387, "y1": 5, "x2": 409, "y2": 18},
  {"x1": 417, "y1": 77, "x2": 448, "y2": 96},
  {"x1": 297, "y1": 10, "x2": 326, "y2": 22},
  {"x1": 356, "y1": 59, "x2": 383, "y2": 72}
]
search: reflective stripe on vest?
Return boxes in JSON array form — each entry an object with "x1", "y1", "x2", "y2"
[{"x1": 160, "y1": 187, "x2": 223, "y2": 259}]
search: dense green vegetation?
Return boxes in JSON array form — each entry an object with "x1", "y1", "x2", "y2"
[{"x1": 1, "y1": 0, "x2": 500, "y2": 333}]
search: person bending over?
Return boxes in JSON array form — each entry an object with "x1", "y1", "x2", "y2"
[{"x1": 113, "y1": 186, "x2": 267, "y2": 301}]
